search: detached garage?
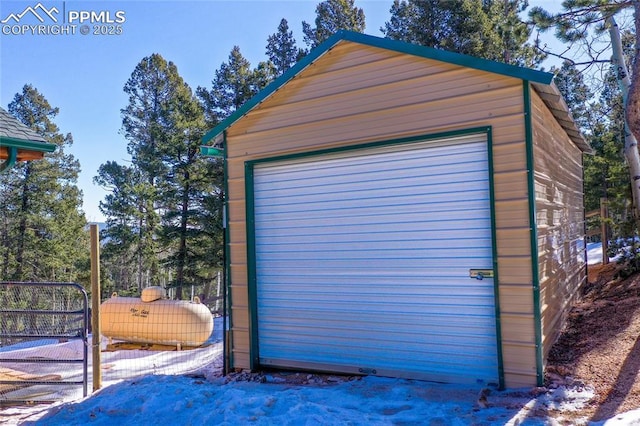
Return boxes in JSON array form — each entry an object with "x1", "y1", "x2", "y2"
[{"x1": 202, "y1": 31, "x2": 590, "y2": 389}]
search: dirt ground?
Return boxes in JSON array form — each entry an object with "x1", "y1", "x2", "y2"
[{"x1": 545, "y1": 261, "x2": 640, "y2": 422}]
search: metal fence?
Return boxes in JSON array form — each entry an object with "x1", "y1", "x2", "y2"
[{"x1": 0, "y1": 282, "x2": 88, "y2": 406}]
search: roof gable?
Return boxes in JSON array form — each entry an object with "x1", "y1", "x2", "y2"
[{"x1": 202, "y1": 31, "x2": 588, "y2": 152}]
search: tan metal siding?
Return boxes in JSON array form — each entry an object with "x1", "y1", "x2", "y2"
[
  {"x1": 531, "y1": 91, "x2": 587, "y2": 362},
  {"x1": 224, "y1": 42, "x2": 536, "y2": 386}
]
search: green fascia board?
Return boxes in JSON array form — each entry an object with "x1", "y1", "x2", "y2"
[
  {"x1": 201, "y1": 30, "x2": 554, "y2": 145},
  {"x1": 0, "y1": 136, "x2": 56, "y2": 153}
]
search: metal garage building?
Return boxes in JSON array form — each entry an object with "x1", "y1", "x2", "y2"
[{"x1": 202, "y1": 31, "x2": 590, "y2": 389}]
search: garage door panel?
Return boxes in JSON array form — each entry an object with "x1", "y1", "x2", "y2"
[
  {"x1": 253, "y1": 135, "x2": 499, "y2": 385},
  {"x1": 255, "y1": 193, "x2": 489, "y2": 215},
  {"x1": 257, "y1": 143, "x2": 486, "y2": 185},
  {"x1": 256, "y1": 221, "x2": 491, "y2": 241},
  {"x1": 258, "y1": 207, "x2": 490, "y2": 229},
  {"x1": 256, "y1": 171, "x2": 487, "y2": 201},
  {"x1": 256, "y1": 180, "x2": 489, "y2": 207},
  {"x1": 260, "y1": 342, "x2": 498, "y2": 372},
  {"x1": 258, "y1": 201, "x2": 490, "y2": 224},
  {"x1": 259, "y1": 313, "x2": 497, "y2": 334},
  {"x1": 256, "y1": 268, "x2": 490, "y2": 283},
  {"x1": 261, "y1": 240, "x2": 490, "y2": 253},
  {"x1": 260, "y1": 228, "x2": 490, "y2": 244},
  {"x1": 255, "y1": 258, "x2": 490, "y2": 272},
  {"x1": 258, "y1": 300, "x2": 494, "y2": 317},
  {"x1": 259, "y1": 337, "x2": 497, "y2": 360},
  {"x1": 259, "y1": 279, "x2": 496, "y2": 296},
  {"x1": 258, "y1": 245, "x2": 491, "y2": 258}
]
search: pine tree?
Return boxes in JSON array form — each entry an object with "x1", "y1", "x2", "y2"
[
  {"x1": 302, "y1": 0, "x2": 366, "y2": 48},
  {"x1": 196, "y1": 46, "x2": 257, "y2": 126},
  {"x1": 94, "y1": 161, "x2": 149, "y2": 292},
  {"x1": 383, "y1": 0, "x2": 543, "y2": 67},
  {"x1": 0, "y1": 85, "x2": 87, "y2": 283},
  {"x1": 197, "y1": 46, "x2": 276, "y2": 124},
  {"x1": 530, "y1": 1, "x2": 640, "y2": 217},
  {"x1": 118, "y1": 54, "x2": 176, "y2": 289},
  {"x1": 99, "y1": 54, "x2": 222, "y2": 300},
  {"x1": 153, "y1": 76, "x2": 215, "y2": 300},
  {"x1": 552, "y1": 61, "x2": 594, "y2": 134},
  {"x1": 266, "y1": 18, "x2": 306, "y2": 76}
]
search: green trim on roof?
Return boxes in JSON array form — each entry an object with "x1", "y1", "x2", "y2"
[
  {"x1": 0, "y1": 136, "x2": 57, "y2": 153},
  {"x1": 202, "y1": 30, "x2": 555, "y2": 144},
  {"x1": 0, "y1": 147, "x2": 17, "y2": 173}
]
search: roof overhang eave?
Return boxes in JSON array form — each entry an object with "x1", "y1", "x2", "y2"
[
  {"x1": 0, "y1": 136, "x2": 56, "y2": 173},
  {"x1": 531, "y1": 82, "x2": 592, "y2": 154}
]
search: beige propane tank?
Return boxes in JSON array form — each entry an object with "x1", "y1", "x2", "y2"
[{"x1": 100, "y1": 286, "x2": 213, "y2": 347}]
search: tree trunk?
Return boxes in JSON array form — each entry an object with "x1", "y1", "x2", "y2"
[
  {"x1": 627, "y1": 2, "x2": 640, "y2": 169},
  {"x1": 2, "y1": 216, "x2": 10, "y2": 278},
  {"x1": 175, "y1": 178, "x2": 190, "y2": 300},
  {"x1": 137, "y1": 210, "x2": 143, "y2": 292},
  {"x1": 608, "y1": 15, "x2": 640, "y2": 217},
  {"x1": 14, "y1": 164, "x2": 32, "y2": 281}
]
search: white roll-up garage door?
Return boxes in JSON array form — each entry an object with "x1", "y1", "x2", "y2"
[{"x1": 251, "y1": 133, "x2": 499, "y2": 385}]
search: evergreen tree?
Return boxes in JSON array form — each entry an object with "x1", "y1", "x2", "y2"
[
  {"x1": 0, "y1": 85, "x2": 87, "y2": 283},
  {"x1": 252, "y1": 60, "x2": 278, "y2": 91},
  {"x1": 266, "y1": 18, "x2": 306, "y2": 76},
  {"x1": 383, "y1": 0, "x2": 543, "y2": 67},
  {"x1": 552, "y1": 60, "x2": 594, "y2": 134},
  {"x1": 118, "y1": 54, "x2": 175, "y2": 289},
  {"x1": 197, "y1": 46, "x2": 257, "y2": 126},
  {"x1": 197, "y1": 46, "x2": 276, "y2": 124},
  {"x1": 154, "y1": 76, "x2": 215, "y2": 300},
  {"x1": 99, "y1": 54, "x2": 222, "y2": 300},
  {"x1": 94, "y1": 161, "x2": 149, "y2": 292},
  {"x1": 530, "y1": 1, "x2": 640, "y2": 217},
  {"x1": 302, "y1": 0, "x2": 366, "y2": 48}
]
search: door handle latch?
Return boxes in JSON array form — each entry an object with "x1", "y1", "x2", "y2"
[{"x1": 469, "y1": 269, "x2": 494, "y2": 280}]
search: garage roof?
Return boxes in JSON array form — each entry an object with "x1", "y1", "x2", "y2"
[{"x1": 202, "y1": 30, "x2": 590, "y2": 153}]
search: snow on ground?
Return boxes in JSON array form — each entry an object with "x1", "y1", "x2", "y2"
[
  {"x1": 14, "y1": 374, "x2": 601, "y2": 426},
  {"x1": 2, "y1": 243, "x2": 639, "y2": 425},
  {"x1": 587, "y1": 242, "x2": 606, "y2": 265}
]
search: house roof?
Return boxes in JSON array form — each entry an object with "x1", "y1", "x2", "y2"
[
  {"x1": 202, "y1": 31, "x2": 590, "y2": 153},
  {"x1": 0, "y1": 107, "x2": 56, "y2": 170}
]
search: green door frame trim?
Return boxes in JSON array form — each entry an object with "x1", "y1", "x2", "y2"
[
  {"x1": 245, "y1": 160, "x2": 259, "y2": 370},
  {"x1": 244, "y1": 126, "x2": 505, "y2": 388},
  {"x1": 523, "y1": 80, "x2": 544, "y2": 386},
  {"x1": 486, "y1": 126, "x2": 506, "y2": 390},
  {"x1": 221, "y1": 131, "x2": 233, "y2": 374}
]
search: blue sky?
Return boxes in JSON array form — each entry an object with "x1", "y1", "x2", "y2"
[{"x1": 1, "y1": 0, "x2": 562, "y2": 222}]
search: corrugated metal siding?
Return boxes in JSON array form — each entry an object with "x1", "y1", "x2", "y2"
[
  {"x1": 531, "y1": 92, "x2": 587, "y2": 360},
  {"x1": 252, "y1": 137, "x2": 499, "y2": 384},
  {"x1": 224, "y1": 41, "x2": 536, "y2": 387}
]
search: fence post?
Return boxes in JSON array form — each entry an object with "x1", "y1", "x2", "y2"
[
  {"x1": 600, "y1": 198, "x2": 609, "y2": 265},
  {"x1": 90, "y1": 224, "x2": 102, "y2": 391}
]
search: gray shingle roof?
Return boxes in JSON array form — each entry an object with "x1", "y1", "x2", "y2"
[{"x1": 0, "y1": 106, "x2": 47, "y2": 143}]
